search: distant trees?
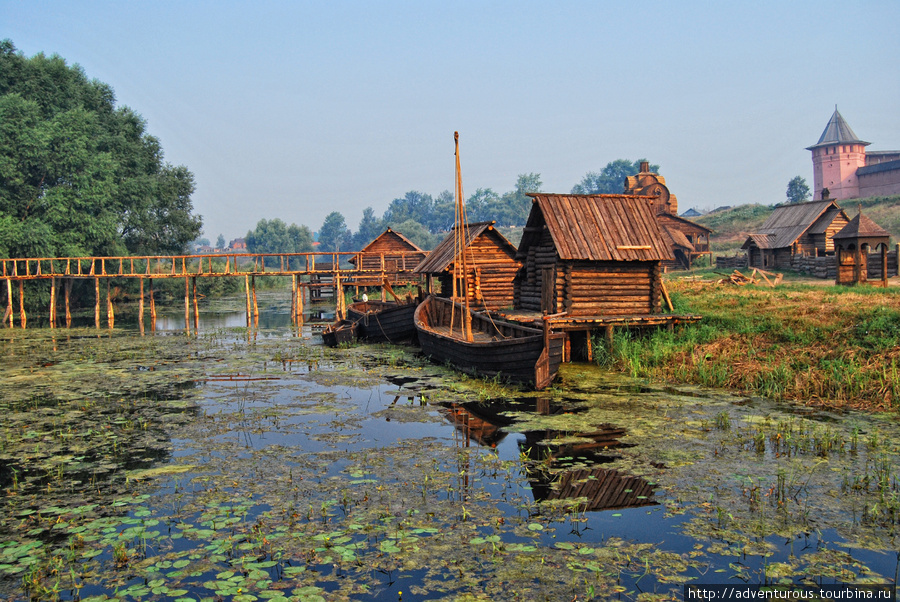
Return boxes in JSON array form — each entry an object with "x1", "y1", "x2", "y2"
[
  {"x1": 317, "y1": 212, "x2": 350, "y2": 252},
  {"x1": 0, "y1": 39, "x2": 202, "y2": 258},
  {"x1": 216, "y1": 234, "x2": 225, "y2": 249},
  {"x1": 245, "y1": 218, "x2": 313, "y2": 255},
  {"x1": 571, "y1": 159, "x2": 658, "y2": 195},
  {"x1": 786, "y1": 176, "x2": 811, "y2": 204}
]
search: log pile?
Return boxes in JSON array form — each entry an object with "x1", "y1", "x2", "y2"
[{"x1": 720, "y1": 268, "x2": 782, "y2": 287}]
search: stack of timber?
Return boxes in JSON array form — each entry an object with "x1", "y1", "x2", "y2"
[
  {"x1": 720, "y1": 268, "x2": 782, "y2": 287},
  {"x1": 414, "y1": 295, "x2": 564, "y2": 389}
]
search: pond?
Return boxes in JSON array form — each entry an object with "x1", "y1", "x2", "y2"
[{"x1": 1, "y1": 296, "x2": 898, "y2": 601}]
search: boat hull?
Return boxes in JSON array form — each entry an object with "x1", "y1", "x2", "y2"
[
  {"x1": 347, "y1": 300, "x2": 418, "y2": 343},
  {"x1": 321, "y1": 320, "x2": 357, "y2": 347},
  {"x1": 414, "y1": 296, "x2": 563, "y2": 389}
]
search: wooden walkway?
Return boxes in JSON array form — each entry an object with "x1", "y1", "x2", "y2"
[{"x1": 1, "y1": 251, "x2": 426, "y2": 330}]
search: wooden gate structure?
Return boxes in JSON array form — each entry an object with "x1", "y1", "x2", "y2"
[{"x1": 1, "y1": 251, "x2": 425, "y2": 330}]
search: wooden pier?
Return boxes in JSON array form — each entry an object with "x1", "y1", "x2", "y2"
[{"x1": 1, "y1": 251, "x2": 425, "y2": 330}]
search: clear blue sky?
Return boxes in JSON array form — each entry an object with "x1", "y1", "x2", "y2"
[{"x1": 3, "y1": 0, "x2": 899, "y2": 242}]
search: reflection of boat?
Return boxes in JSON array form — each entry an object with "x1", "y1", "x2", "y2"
[
  {"x1": 414, "y1": 132, "x2": 564, "y2": 390},
  {"x1": 416, "y1": 296, "x2": 564, "y2": 388},
  {"x1": 320, "y1": 319, "x2": 357, "y2": 347},
  {"x1": 347, "y1": 299, "x2": 418, "y2": 343}
]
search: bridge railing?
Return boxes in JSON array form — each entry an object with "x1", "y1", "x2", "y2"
[{"x1": 1, "y1": 251, "x2": 427, "y2": 280}]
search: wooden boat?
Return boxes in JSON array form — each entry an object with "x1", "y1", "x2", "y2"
[
  {"x1": 320, "y1": 319, "x2": 357, "y2": 347},
  {"x1": 346, "y1": 299, "x2": 418, "y2": 343},
  {"x1": 413, "y1": 132, "x2": 563, "y2": 389},
  {"x1": 415, "y1": 295, "x2": 564, "y2": 389}
]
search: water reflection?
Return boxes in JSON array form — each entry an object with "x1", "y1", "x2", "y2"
[{"x1": 439, "y1": 399, "x2": 657, "y2": 512}]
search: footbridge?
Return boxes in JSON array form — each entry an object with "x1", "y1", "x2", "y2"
[{"x1": 1, "y1": 251, "x2": 426, "y2": 330}]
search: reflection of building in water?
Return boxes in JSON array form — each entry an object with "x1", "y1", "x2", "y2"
[
  {"x1": 439, "y1": 403, "x2": 508, "y2": 448},
  {"x1": 439, "y1": 399, "x2": 657, "y2": 511},
  {"x1": 528, "y1": 466, "x2": 656, "y2": 511}
]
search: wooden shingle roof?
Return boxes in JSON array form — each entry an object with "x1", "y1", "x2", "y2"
[
  {"x1": 519, "y1": 194, "x2": 672, "y2": 262},
  {"x1": 832, "y1": 211, "x2": 890, "y2": 240},
  {"x1": 413, "y1": 221, "x2": 516, "y2": 274},
  {"x1": 749, "y1": 200, "x2": 848, "y2": 250}
]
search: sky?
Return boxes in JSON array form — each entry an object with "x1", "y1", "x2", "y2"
[{"x1": 3, "y1": 0, "x2": 899, "y2": 243}]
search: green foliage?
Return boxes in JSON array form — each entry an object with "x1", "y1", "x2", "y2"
[
  {"x1": 351, "y1": 206, "x2": 384, "y2": 250},
  {"x1": 571, "y1": 159, "x2": 657, "y2": 195},
  {"x1": 786, "y1": 175, "x2": 811, "y2": 204},
  {"x1": 246, "y1": 218, "x2": 312, "y2": 254},
  {"x1": 0, "y1": 40, "x2": 202, "y2": 258},
  {"x1": 317, "y1": 211, "x2": 350, "y2": 252},
  {"x1": 383, "y1": 218, "x2": 440, "y2": 250}
]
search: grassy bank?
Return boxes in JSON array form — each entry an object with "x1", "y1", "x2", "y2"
[{"x1": 592, "y1": 277, "x2": 900, "y2": 411}]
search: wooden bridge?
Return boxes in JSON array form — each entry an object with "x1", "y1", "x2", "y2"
[{"x1": 1, "y1": 251, "x2": 426, "y2": 330}]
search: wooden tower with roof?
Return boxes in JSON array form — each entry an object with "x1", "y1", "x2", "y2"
[
  {"x1": 832, "y1": 208, "x2": 891, "y2": 287},
  {"x1": 807, "y1": 107, "x2": 870, "y2": 201}
]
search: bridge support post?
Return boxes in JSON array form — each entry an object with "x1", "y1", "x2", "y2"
[
  {"x1": 65, "y1": 279, "x2": 72, "y2": 328},
  {"x1": 5, "y1": 279, "x2": 12, "y2": 328},
  {"x1": 149, "y1": 278, "x2": 157, "y2": 326},
  {"x1": 251, "y1": 275, "x2": 259, "y2": 326},
  {"x1": 18, "y1": 280, "x2": 25, "y2": 328},
  {"x1": 184, "y1": 277, "x2": 190, "y2": 331},
  {"x1": 139, "y1": 278, "x2": 145, "y2": 332},
  {"x1": 192, "y1": 277, "x2": 199, "y2": 332},
  {"x1": 94, "y1": 278, "x2": 100, "y2": 329},
  {"x1": 106, "y1": 280, "x2": 114, "y2": 329},
  {"x1": 50, "y1": 277, "x2": 56, "y2": 328},
  {"x1": 244, "y1": 275, "x2": 251, "y2": 327}
]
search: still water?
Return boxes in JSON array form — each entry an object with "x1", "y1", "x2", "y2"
[{"x1": 0, "y1": 298, "x2": 898, "y2": 601}]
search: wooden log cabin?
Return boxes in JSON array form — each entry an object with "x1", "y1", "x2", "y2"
[
  {"x1": 348, "y1": 228, "x2": 427, "y2": 286},
  {"x1": 832, "y1": 209, "x2": 891, "y2": 287},
  {"x1": 514, "y1": 193, "x2": 673, "y2": 317},
  {"x1": 742, "y1": 199, "x2": 850, "y2": 269},
  {"x1": 413, "y1": 221, "x2": 520, "y2": 310}
]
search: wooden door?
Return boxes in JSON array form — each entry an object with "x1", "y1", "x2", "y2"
[{"x1": 541, "y1": 266, "x2": 556, "y2": 314}]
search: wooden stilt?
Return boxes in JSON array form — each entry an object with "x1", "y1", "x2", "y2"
[
  {"x1": 65, "y1": 279, "x2": 72, "y2": 328},
  {"x1": 245, "y1": 275, "x2": 251, "y2": 327},
  {"x1": 94, "y1": 277, "x2": 101, "y2": 328},
  {"x1": 50, "y1": 277, "x2": 56, "y2": 328},
  {"x1": 149, "y1": 278, "x2": 157, "y2": 325},
  {"x1": 882, "y1": 246, "x2": 888, "y2": 288},
  {"x1": 7, "y1": 278, "x2": 14, "y2": 328},
  {"x1": 251, "y1": 275, "x2": 259, "y2": 326},
  {"x1": 139, "y1": 278, "x2": 145, "y2": 332},
  {"x1": 18, "y1": 280, "x2": 26, "y2": 328},
  {"x1": 184, "y1": 277, "x2": 190, "y2": 331},
  {"x1": 605, "y1": 325, "x2": 614, "y2": 351},
  {"x1": 192, "y1": 276, "x2": 199, "y2": 331},
  {"x1": 297, "y1": 279, "x2": 304, "y2": 321},
  {"x1": 291, "y1": 274, "x2": 297, "y2": 325},
  {"x1": 106, "y1": 280, "x2": 114, "y2": 329}
]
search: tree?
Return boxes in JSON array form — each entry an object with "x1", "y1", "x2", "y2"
[
  {"x1": 571, "y1": 159, "x2": 658, "y2": 195},
  {"x1": 497, "y1": 173, "x2": 542, "y2": 226},
  {"x1": 388, "y1": 219, "x2": 438, "y2": 251},
  {"x1": 318, "y1": 211, "x2": 349, "y2": 252},
  {"x1": 216, "y1": 234, "x2": 225, "y2": 249},
  {"x1": 245, "y1": 218, "x2": 312, "y2": 255},
  {"x1": 351, "y1": 207, "x2": 384, "y2": 250},
  {"x1": 786, "y1": 176, "x2": 810, "y2": 204},
  {"x1": 466, "y1": 188, "x2": 501, "y2": 223},
  {"x1": 383, "y1": 191, "x2": 433, "y2": 226},
  {"x1": 426, "y1": 190, "x2": 456, "y2": 233},
  {"x1": 0, "y1": 40, "x2": 202, "y2": 257}
]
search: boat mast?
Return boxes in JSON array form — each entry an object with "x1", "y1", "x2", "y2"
[{"x1": 453, "y1": 131, "x2": 473, "y2": 342}]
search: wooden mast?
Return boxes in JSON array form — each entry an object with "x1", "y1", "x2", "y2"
[{"x1": 453, "y1": 131, "x2": 473, "y2": 342}]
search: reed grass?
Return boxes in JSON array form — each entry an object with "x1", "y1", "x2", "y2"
[{"x1": 592, "y1": 280, "x2": 900, "y2": 412}]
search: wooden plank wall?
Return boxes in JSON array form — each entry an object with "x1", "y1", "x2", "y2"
[
  {"x1": 435, "y1": 232, "x2": 520, "y2": 310},
  {"x1": 557, "y1": 261, "x2": 660, "y2": 316},
  {"x1": 517, "y1": 228, "x2": 557, "y2": 312}
]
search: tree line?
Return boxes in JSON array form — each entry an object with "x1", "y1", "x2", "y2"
[{"x1": 252, "y1": 161, "x2": 658, "y2": 255}]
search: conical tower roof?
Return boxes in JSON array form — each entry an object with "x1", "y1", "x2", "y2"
[{"x1": 807, "y1": 107, "x2": 870, "y2": 150}]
